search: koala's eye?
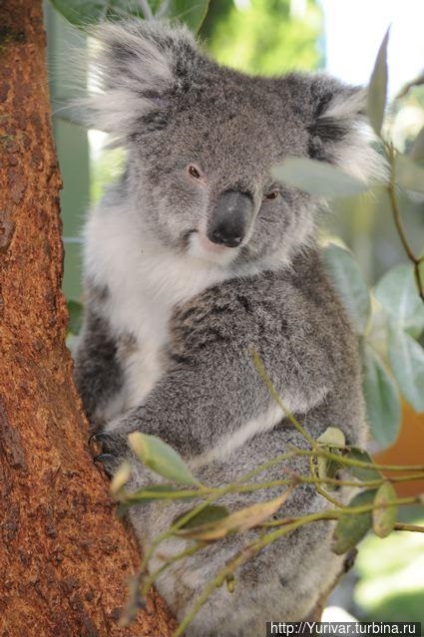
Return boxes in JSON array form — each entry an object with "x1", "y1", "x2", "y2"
[
  {"x1": 264, "y1": 191, "x2": 279, "y2": 200},
  {"x1": 187, "y1": 165, "x2": 201, "y2": 179}
]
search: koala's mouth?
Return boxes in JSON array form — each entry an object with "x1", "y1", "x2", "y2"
[{"x1": 186, "y1": 230, "x2": 240, "y2": 266}]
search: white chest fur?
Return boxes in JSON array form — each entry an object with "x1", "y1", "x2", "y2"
[{"x1": 84, "y1": 204, "x2": 231, "y2": 412}]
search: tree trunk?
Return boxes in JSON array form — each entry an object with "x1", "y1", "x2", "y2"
[{"x1": 0, "y1": 2, "x2": 175, "y2": 635}]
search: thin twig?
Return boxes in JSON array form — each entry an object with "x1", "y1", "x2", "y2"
[
  {"x1": 386, "y1": 142, "x2": 424, "y2": 302},
  {"x1": 394, "y1": 522, "x2": 424, "y2": 533}
]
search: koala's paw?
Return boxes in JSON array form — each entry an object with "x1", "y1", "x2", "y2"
[{"x1": 91, "y1": 430, "x2": 131, "y2": 477}]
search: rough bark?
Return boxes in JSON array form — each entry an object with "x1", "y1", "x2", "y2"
[{"x1": 0, "y1": 2, "x2": 175, "y2": 636}]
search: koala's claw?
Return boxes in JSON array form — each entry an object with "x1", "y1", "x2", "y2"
[
  {"x1": 93, "y1": 452, "x2": 115, "y2": 464},
  {"x1": 93, "y1": 452, "x2": 119, "y2": 478}
]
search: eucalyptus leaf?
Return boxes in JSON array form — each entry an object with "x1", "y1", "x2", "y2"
[
  {"x1": 317, "y1": 427, "x2": 346, "y2": 448},
  {"x1": 50, "y1": 0, "x2": 210, "y2": 31},
  {"x1": 411, "y1": 126, "x2": 424, "y2": 162},
  {"x1": 316, "y1": 427, "x2": 345, "y2": 486},
  {"x1": 323, "y1": 244, "x2": 371, "y2": 333},
  {"x1": 345, "y1": 447, "x2": 382, "y2": 482},
  {"x1": 175, "y1": 490, "x2": 292, "y2": 541},
  {"x1": 374, "y1": 264, "x2": 424, "y2": 337},
  {"x1": 174, "y1": 505, "x2": 230, "y2": 530},
  {"x1": 332, "y1": 490, "x2": 376, "y2": 555},
  {"x1": 361, "y1": 343, "x2": 402, "y2": 447},
  {"x1": 272, "y1": 159, "x2": 368, "y2": 199},
  {"x1": 50, "y1": 0, "x2": 136, "y2": 26},
  {"x1": 388, "y1": 326, "x2": 424, "y2": 412},
  {"x1": 128, "y1": 432, "x2": 199, "y2": 486},
  {"x1": 110, "y1": 461, "x2": 132, "y2": 496},
  {"x1": 367, "y1": 28, "x2": 390, "y2": 136},
  {"x1": 67, "y1": 299, "x2": 84, "y2": 335},
  {"x1": 372, "y1": 482, "x2": 397, "y2": 538},
  {"x1": 396, "y1": 154, "x2": 424, "y2": 194},
  {"x1": 167, "y1": 0, "x2": 210, "y2": 32}
]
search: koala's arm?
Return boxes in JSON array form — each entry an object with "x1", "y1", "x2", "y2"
[
  {"x1": 104, "y1": 274, "x2": 337, "y2": 458},
  {"x1": 73, "y1": 306, "x2": 124, "y2": 425}
]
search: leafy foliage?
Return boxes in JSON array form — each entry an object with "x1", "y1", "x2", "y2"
[
  {"x1": 129, "y1": 432, "x2": 200, "y2": 486},
  {"x1": 50, "y1": 0, "x2": 210, "y2": 32}
]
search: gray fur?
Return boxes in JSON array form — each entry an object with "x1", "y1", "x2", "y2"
[{"x1": 73, "y1": 21, "x2": 376, "y2": 636}]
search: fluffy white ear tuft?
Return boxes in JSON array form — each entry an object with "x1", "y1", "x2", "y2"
[
  {"x1": 78, "y1": 21, "x2": 199, "y2": 137},
  {"x1": 307, "y1": 76, "x2": 386, "y2": 184}
]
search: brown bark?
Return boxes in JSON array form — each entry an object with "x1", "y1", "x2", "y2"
[{"x1": 0, "y1": 2, "x2": 175, "y2": 636}]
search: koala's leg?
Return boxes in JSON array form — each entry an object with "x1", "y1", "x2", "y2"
[
  {"x1": 129, "y1": 430, "x2": 347, "y2": 637},
  {"x1": 73, "y1": 307, "x2": 125, "y2": 428}
]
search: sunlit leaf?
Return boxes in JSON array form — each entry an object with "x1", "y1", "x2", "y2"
[
  {"x1": 332, "y1": 490, "x2": 376, "y2": 555},
  {"x1": 375, "y1": 264, "x2": 424, "y2": 338},
  {"x1": 396, "y1": 154, "x2": 424, "y2": 194},
  {"x1": 367, "y1": 28, "x2": 390, "y2": 136},
  {"x1": 110, "y1": 461, "x2": 132, "y2": 496},
  {"x1": 175, "y1": 490, "x2": 292, "y2": 541},
  {"x1": 388, "y1": 326, "x2": 424, "y2": 412},
  {"x1": 317, "y1": 427, "x2": 346, "y2": 448},
  {"x1": 345, "y1": 447, "x2": 382, "y2": 482},
  {"x1": 128, "y1": 433, "x2": 199, "y2": 486},
  {"x1": 323, "y1": 244, "x2": 371, "y2": 333},
  {"x1": 316, "y1": 427, "x2": 345, "y2": 486},
  {"x1": 67, "y1": 299, "x2": 84, "y2": 335},
  {"x1": 411, "y1": 126, "x2": 424, "y2": 162},
  {"x1": 361, "y1": 343, "x2": 402, "y2": 448},
  {"x1": 373, "y1": 482, "x2": 397, "y2": 538},
  {"x1": 273, "y1": 158, "x2": 368, "y2": 199}
]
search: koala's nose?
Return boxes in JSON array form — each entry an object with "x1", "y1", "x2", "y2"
[{"x1": 208, "y1": 190, "x2": 253, "y2": 248}]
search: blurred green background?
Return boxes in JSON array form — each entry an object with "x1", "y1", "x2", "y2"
[{"x1": 44, "y1": 0, "x2": 424, "y2": 625}]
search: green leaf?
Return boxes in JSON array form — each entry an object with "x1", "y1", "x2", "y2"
[
  {"x1": 373, "y1": 482, "x2": 398, "y2": 538},
  {"x1": 395, "y1": 154, "x2": 424, "y2": 194},
  {"x1": 175, "y1": 490, "x2": 292, "y2": 541},
  {"x1": 361, "y1": 343, "x2": 402, "y2": 448},
  {"x1": 410, "y1": 126, "x2": 424, "y2": 162},
  {"x1": 317, "y1": 427, "x2": 346, "y2": 448},
  {"x1": 110, "y1": 461, "x2": 132, "y2": 496},
  {"x1": 367, "y1": 28, "x2": 390, "y2": 136},
  {"x1": 167, "y1": 0, "x2": 210, "y2": 32},
  {"x1": 345, "y1": 447, "x2": 382, "y2": 482},
  {"x1": 375, "y1": 264, "x2": 424, "y2": 338},
  {"x1": 332, "y1": 490, "x2": 376, "y2": 555},
  {"x1": 316, "y1": 427, "x2": 345, "y2": 487},
  {"x1": 272, "y1": 158, "x2": 369, "y2": 199},
  {"x1": 388, "y1": 326, "x2": 424, "y2": 412},
  {"x1": 67, "y1": 299, "x2": 84, "y2": 335},
  {"x1": 128, "y1": 433, "x2": 199, "y2": 486},
  {"x1": 174, "y1": 505, "x2": 230, "y2": 530},
  {"x1": 50, "y1": 0, "x2": 125, "y2": 26},
  {"x1": 50, "y1": 0, "x2": 210, "y2": 31},
  {"x1": 323, "y1": 244, "x2": 371, "y2": 333}
]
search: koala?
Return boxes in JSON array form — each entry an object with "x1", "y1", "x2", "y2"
[{"x1": 73, "y1": 20, "x2": 379, "y2": 637}]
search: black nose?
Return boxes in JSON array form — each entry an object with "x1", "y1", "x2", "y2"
[{"x1": 207, "y1": 190, "x2": 253, "y2": 248}]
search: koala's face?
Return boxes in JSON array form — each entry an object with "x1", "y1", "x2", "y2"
[
  {"x1": 90, "y1": 22, "x2": 375, "y2": 269},
  {"x1": 130, "y1": 79, "x2": 316, "y2": 268}
]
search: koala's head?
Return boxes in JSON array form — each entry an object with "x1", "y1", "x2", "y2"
[{"x1": 86, "y1": 21, "x2": 379, "y2": 269}]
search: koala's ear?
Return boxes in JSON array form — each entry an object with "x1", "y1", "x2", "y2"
[
  {"x1": 294, "y1": 75, "x2": 383, "y2": 183},
  {"x1": 82, "y1": 21, "x2": 200, "y2": 136}
]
